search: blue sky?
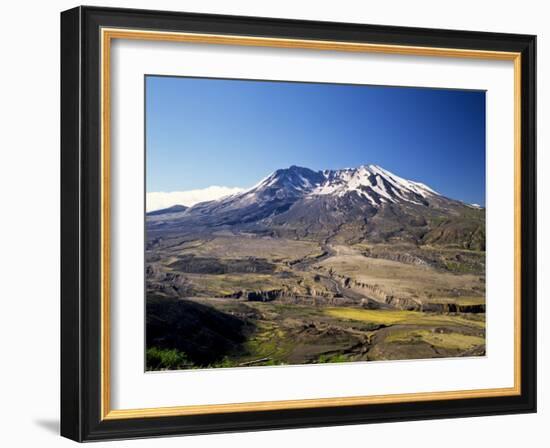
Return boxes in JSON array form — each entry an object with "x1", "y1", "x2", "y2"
[{"x1": 146, "y1": 76, "x2": 486, "y2": 205}]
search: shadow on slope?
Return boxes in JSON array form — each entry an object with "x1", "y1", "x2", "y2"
[{"x1": 146, "y1": 296, "x2": 252, "y2": 369}]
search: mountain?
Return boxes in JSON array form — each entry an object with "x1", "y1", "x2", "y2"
[
  {"x1": 147, "y1": 165, "x2": 485, "y2": 250},
  {"x1": 147, "y1": 204, "x2": 188, "y2": 216}
]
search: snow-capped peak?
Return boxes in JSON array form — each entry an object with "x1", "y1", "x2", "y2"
[
  {"x1": 190, "y1": 164, "x2": 441, "y2": 213},
  {"x1": 311, "y1": 164, "x2": 438, "y2": 206}
]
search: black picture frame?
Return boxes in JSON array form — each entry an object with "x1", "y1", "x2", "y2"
[{"x1": 61, "y1": 5, "x2": 536, "y2": 442}]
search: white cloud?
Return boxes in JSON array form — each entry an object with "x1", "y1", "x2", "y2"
[{"x1": 146, "y1": 186, "x2": 245, "y2": 212}]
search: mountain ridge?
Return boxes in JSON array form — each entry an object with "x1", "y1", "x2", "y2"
[
  {"x1": 147, "y1": 164, "x2": 485, "y2": 250},
  {"x1": 146, "y1": 204, "x2": 188, "y2": 216}
]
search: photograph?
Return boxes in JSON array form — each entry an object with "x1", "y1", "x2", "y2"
[{"x1": 145, "y1": 76, "x2": 487, "y2": 371}]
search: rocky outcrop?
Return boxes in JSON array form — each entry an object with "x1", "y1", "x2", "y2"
[
  {"x1": 362, "y1": 250, "x2": 428, "y2": 266},
  {"x1": 146, "y1": 265, "x2": 193, "y2": 296},
  {"x1": 225, "y1": 289, "x2": 286, "y2": 302},
  {"x1": 245, "y1": 289, "x2": 284, "y2": 302},
  {"x1": 339, "y1": 276, "x2": 392, "y2": 303},
  {"x1": 335, "y1": 274, "x2": 485, "y2": 314},
  {"x1": 420, "y1": 302, "x2": 486, "y2": 313},
  {"x1": 385, "y1": 296, "x2": 422, "y2": 311}
]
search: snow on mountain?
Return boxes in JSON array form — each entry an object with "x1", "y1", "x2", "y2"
[
  {"x1": 147, "y1": 164, "x2": 484, "y2": 249},
  {"x1": 146, "y1": 165, "x2": 446, "y2": 225},
  {"x1": 204, "y1": 166, "x2": 326, "y2": 211},
  {"x1": 224, "y1": 164, "x2": 439, "y2": 210},
  {"x1": 311, "y1": 164, "x2": 438, "y2": 205},
  {"x1": 151, "y1": 164, "x2": 447, "y2": 231}
]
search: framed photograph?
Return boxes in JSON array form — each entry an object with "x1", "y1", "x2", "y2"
[{"x1": 60, "y1": 6, "x2": 536, "y2": 442}]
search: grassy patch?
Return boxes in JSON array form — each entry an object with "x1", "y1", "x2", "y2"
[
  {"x1": 209, "y1": 357, "x2": 239, "y2": 368},
  {"x1": 385, "y1": 330, "x2": 485, "y2": 350},
  {"x1": 324, "y1": 307, "x2": 485, "y2": 329},
  {"x1": 443, "y1": 260, "x2": 478, "y2": 273},
  {"x1": 243, "y1": 321, "x2": 292, "y2": 363},
  {"x1": 146, "y1": 347, "x2": 194, "y2": 370},
  {"x1": 317, "y1": 353, "x2": 349, "y2": 363},
  {"x1": 185, "y1": 273, "x2": 281, "y2": 296}
]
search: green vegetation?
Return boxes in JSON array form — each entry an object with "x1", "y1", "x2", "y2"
[
  {"x1": 244, "y1": 321, "x2": 293, "y2": 363},
  {"x1": 384, "y1": 330, "x2": 485, "y2": 350},
  {"x1": 146, "y1": 347, "x2": 194, "y2": 370},
  {"x1": 325, "y1": 307, "x2": 485, "y2": 329},
  {"x1": 317, "y1": 353, "x2": 349, "y2": 363},
  {"x1": 209, "y1": 357, "x2": 239, "y2": 368},
  {"x1": 147, "y1": 299, "x2": 486, "y2": 369},
  {"x1": 443, "y1": 260, "x2": 478, "y2": 273}
]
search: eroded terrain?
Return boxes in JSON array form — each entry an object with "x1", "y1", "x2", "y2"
[{"x1": 146, "y1": 232, "x2": 485, "y2": 370}]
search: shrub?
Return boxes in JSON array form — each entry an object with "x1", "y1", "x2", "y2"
[{"x1": 146, "y1": 347, "x2": 193, "y2": 370}]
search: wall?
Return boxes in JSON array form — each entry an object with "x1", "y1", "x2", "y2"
[{"x1": 0, "y1": 1, "x2": 546, "y2": 446}]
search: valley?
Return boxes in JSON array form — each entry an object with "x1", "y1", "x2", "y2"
[
  {"x1": 146, "y1": 234, "x2": 485, "y2": 369},
  {"x1": 145, "y1": 164, "x2": 486, "y2": 370}
]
